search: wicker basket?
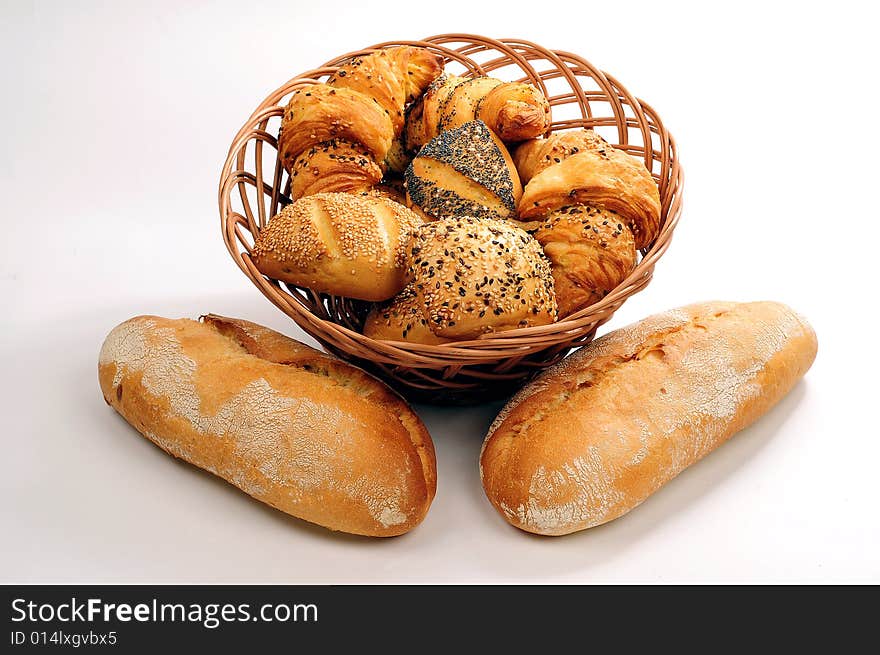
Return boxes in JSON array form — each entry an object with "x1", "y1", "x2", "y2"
[{"x1": 219, "y1": 34, "x2": 683, "y2": 404}]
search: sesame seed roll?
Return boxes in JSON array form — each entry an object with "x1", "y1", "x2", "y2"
[{"x1": 251, "y1": 192, "x2": 423, "y2": 302}]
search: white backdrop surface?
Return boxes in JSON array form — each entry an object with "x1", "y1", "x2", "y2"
[{"x1": 1, "y1": 0, "x2": 877, "y2": 583}]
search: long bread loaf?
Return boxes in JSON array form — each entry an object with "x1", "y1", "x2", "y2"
[
  {"x1": 480, "y1": 301, "x2": 817, "y2": 535},
  {"x1": 98, "y1": 314, "x2": 436, "y2": 537}
]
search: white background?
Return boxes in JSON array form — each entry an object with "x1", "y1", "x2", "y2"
[{"x1": 2, "y1": 1, "x2": 878, "y2": 583}]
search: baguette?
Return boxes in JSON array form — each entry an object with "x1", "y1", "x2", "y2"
[
  {"x1": 98, "y1": 314, "x2": 436, "y2": 537},
  {"x1": 480, "y1": 301, "x2": 817, "y2": 536}
]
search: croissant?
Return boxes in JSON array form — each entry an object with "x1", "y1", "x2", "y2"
[
  {"x1": 327, "y1": 46, "x2": 443, "y2": 135},
  {"x1": 477, "y1": 81, "x2": 551, "y2": 142},
  {"x1": 251, "y1": 192, "x2": 423, "y2": 302},
  {"x1": 279, "y1": 85, "x2": 393, "y2": 166},
  {"x1": 405, "y1": 120, "x2": 522, "y2": 221},
  {"x1": 290, "y1": 139, "x2": 383, "y2": 201},
  {"x1": 514, "y1": 130, "x2": 661, "y2": 249},
  {"x1": 513, "y1": 129, "x2": 600, "y2": 183},
  {"x1": 404, "y1": 74, "x2": 462, "y2": 152},
  {"x1": 278, "y1": 46, "x2": 443, "y2": 198},
  {"x1": 438, "y1": 76, "x2": 503, "y2": 133},
  {"x1": 533, "y1": 205, "x2": 637, "y2": 317},
  {"x1": 405, "y1": 75, "x2": 550, "y2": 152}
]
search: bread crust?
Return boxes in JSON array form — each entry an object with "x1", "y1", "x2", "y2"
[
  {"x1": 98, "y1": 314, "x2": 436, "y2": 537},
  {"x1": 480, "y1": 301, "x2": 817, "y2": 535}
]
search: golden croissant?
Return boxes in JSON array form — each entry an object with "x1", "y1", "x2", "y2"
[
  {"x1": 533, "y1": 205, "x2": 637, "y2": 317},
  {"x1": 514, "y1": 130, "x2": 661, "y2": 250},
  {"x1": 405, "y1": 74, "x2": 551, "y2": 153},
  {"x1": 512, "y1": 130, "x2": 661, "y2": 316},
  {"x1": 278, "y1": 46, "x2": 443, "y2": 201}
]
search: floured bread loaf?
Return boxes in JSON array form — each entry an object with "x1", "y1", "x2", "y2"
[
  {"x1": 98, "y1": 314, "x2": 436, "y2": 537},
  {"x1": 480, "y1": 301, "x2": 817, "y2": 536}
]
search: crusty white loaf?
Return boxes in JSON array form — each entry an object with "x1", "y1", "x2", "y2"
[
  {"x1": 480, "y1": 301, "x2": 817, "y2": 536},
  {"x1": 98, "y1": 314, "x2": 436, "y2": 537}
]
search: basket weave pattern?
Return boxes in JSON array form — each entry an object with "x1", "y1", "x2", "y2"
[{"x1": 219, "y1": 34, "x2": 683, "y2": 403}]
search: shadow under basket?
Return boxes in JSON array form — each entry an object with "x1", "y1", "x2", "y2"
[{"x1": 219, "y1": 33, "x2": 683, "y2": 405}]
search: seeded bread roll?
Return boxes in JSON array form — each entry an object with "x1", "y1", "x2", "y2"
[
  {"x1": 533, "y1": 205, "x2": 637, "y2": 317},
  {"x1": 480, "y1": 301, "x2": 818, "y2": 536},
  {"x1": 251, "y1": 193, "x2": 423, "y2": 301},
  {"x1": 363, "y1": 284, "x2": 451, "y2": 345},
  {"x1": 405, "y1": 120, "x2": 523, "y2": 221},
  {"x1": 515, "y1": 130, "x2": 661, "y2": 250},
  {"x1": 409, "y1": 216, "x2": 557, "y2": 339},
  {"x1": 99, "y1": 314, "x2": 437, "y2": 537}
]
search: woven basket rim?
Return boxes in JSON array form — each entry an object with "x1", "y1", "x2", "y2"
[{"x1": 218, "y1": 33, "x2": 683, "y2": 366}]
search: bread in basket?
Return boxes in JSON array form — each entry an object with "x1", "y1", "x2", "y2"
[{"x1": 219, "y1": 34, "x2": 683, "y2": 403}]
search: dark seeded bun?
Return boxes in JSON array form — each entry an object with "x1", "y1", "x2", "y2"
[{"x1": 408, "y1": 216, "x2": 557, "y2": 339}]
